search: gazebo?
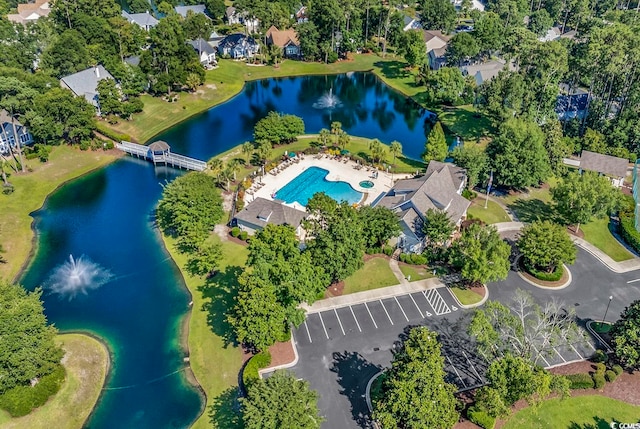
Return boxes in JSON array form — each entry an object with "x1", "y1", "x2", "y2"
[{"x1": 149, "y1": 140, "x2": 170, "y2": 156}]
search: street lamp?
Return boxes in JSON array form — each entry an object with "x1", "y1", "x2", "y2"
[{"x1": 599, "y1": 295, "x2": 613, "y2": 329}]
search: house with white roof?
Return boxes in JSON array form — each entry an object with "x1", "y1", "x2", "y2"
[
  {"x1": 60, "y1": 66, "x2": 115, "y2": 115},
  {"x1": 175, "y1": 4, "x2": 209, "y2": 18},
  {"x1": 461, "y1": 60, "x2": 508, "y2": 85},
  {"x1": 373, "y1": 161, "x2": 470, "y2": 253}
]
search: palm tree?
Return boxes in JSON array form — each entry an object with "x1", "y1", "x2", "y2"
[
  {"x1": 330, "y1": 121, "x2": 342, "y2": 145},
  {"x1": 319, "y1": 128, "x2": 331, "y2": 146},
  {"x1": 390, "y1": 141, "x2": 402, "y2": 167},
  {"x1": 338, "y1": 131, "x2": 350, "y2": 150},
  {"x1": 207, "y1": 157, "x2": 224, "y2": 186},
  {"x1": 369, "y1": 138, "x2": 386, "y2": 164},
  {"x1": 227, "y1": 159, "x2": 240, "y2": 182},
  {"x1": 242, "y1": 141, "x2": 254, "y2": 164},
  {"x1": 0, "y1": 157, "x2": 10, "y2": 187}
]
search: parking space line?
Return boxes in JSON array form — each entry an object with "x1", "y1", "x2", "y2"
[
  {"x1": 553, "y1": 347, "x2": 567, "y2": 363},
  {"x1": 303, "y1": 320, "x2": 312, "y2": 343},
  {"x1": 462, "y1": 350, "x2": 483, "y2": 383},
  {"x1": 349, "y1": 306, "x2": 362, "y2": 332},
  {"x1": 334, "y1": 309, "x2": 346, "y2": 336},
  {"x1": 423, "y1": 288, "x2": 451, "y2": 315},
  {"x1": 364, "y1": 302, "x2": 378, "y2": 329},
  {"x1": 380, "y1": 300, "x2": 394, "y2": 325},
  {"x1": 318, "y1": 312, "x2": 329, "y2": 339},
  {"x1": 532, "y1": 344, "x2": 551, "y2": 367},
  {"x1": 570, "y1": 344, "x2": 584, "y2": 360},
  {"x1": 408, "y1": 293, "x2": 424, "y2": 318},
  {"x1": 445, "y1": 355, "x2": 467, "y2": 388},
  {"x1": 394, "y1": 296, "x2": 409, "y2": 322},
  {"x1": 585, "y1": 340, "x2": 597, "y2": 351}
]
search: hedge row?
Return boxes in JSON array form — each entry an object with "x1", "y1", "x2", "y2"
[
  {"x1": 242, "y1": 351, "x2": 271, "y2": 389},
  {"x1": 524, "y1": 261, "x2": 563, "y2": 282},
  {"x1": 619, "y1": 211, "x2": 640, "y2": 254},
  {"x1": 365, "y1": 245, "x2": 394, "y2": 256},
  {"x1": 0, "y1": 364, "x2": 66, "y2": 417},
  {"x1": 565, "y1": 373, "x2": 594, "y2": 389},
  {"x1": 230, "y1": 227, "x2": 249, "y2": 241},
  {"x1": 468, "y1": 408, "x2": 496, "y2": 429},
  {"x1": 95, "y1": 122, "x2": 132, "y2": 142},
  {"x1": 399, "y1": 253, "x2": 428, "y2": 265}
]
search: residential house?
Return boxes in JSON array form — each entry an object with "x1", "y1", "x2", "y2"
[
  {"x1": 461, "y1": 60, "x2": 507, "y2": 85},
  {"x1": 539, "y1": 26, "x2": 577, "y2": 42},
  {"x1": 556, "y1": 92, "x2": 589, "y2": 121},
  {"x1": 208, "y1": 31, "x2": 225, "y2": 49},
  {"x1": 175, "y1": 4, "x2": 211, "y2": 19},
  {"x1": 428, "y1": 46, "x2": 448, "y2": 70},
  {"x1": 7, "y1": 0, "x2": 50, "y2": 24},
  {"x1": 188, "y1": 38, "x2": 217, "y2": 67},
  {"x1": 234, "y1": 197, "x2": 308, "y2": 236},
  {"x1": 403, "y1": 15, "x2": 422, "y2": 32},
  {"x1": 265, "y1": 26, "x2": 301, "y2": 58},
  {"x1": 60, "y1": 65, "x2": 115, "y2": 115},
  {"x1": 224, "y1": 6, "x2": 259, "y2": 32},
  {"x1": 295, "y1": 5, "x2": 308, "y2": 23},
  {"x1": 0, "y1": 110, "x2": 33, "y2": 155},
  {"x1": 579, "y1": 150, "x2": 628, "y2": 188},
  {"x1": 217, "y1": 33, "x2": 260, "y2": 59},
  {"x1": 225, "y1": 6, "x2": 241, "y2": 24},
  {"x1": 373, "y1": 161, "x2": 470, "y2": 253},
  {"x1": 121, "y1": 10, "x2": 158, "y2": 31}
]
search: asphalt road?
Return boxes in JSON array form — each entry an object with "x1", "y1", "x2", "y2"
[{"x1": 282, "y1": 248, "x2": 640, "y2": 429}]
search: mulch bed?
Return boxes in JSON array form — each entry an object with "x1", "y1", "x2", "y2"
[
  {"x1": 567, "y1": 225, "x2": 585, "y2": 239},
  {"x1": 266, "y1": 340, "x2": 296, "y2": 369},
  {"x1": 517, "y1": 257, "x2": 569, "y2": 288},
  {"x1": 325, "y1": 281, "x2": 345, "y2": 298},
  {"x1": 227, "y1": 234, "x2": 249, "y2": 246}
]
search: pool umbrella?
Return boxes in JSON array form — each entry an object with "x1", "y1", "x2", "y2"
[
  {"x1": 340, "y1": 149, "x2": 350, "y2": 155},
  {"x1": 289, "y1": 152, "x2": 296, "y2": 158}
]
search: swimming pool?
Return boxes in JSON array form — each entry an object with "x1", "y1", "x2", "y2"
[{"x1": 275, "y1": 167, "x2": 363, "y2": 206}]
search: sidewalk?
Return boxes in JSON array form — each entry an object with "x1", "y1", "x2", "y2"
[
  {"x1": 300, "y1": 278, "x2": 445, "y2": 314},
  {"x1": 494, "y1": 222, "x2": 640, "y2": 273}
]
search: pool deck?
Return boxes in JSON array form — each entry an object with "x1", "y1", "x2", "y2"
[{"x1": 244, "y1": 155, "x2": 411, "y2": 210}]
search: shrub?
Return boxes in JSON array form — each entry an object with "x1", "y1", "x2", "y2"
[
  {"x1": 619, "y1": 203, "x2": 640, "y2": 254},
  {"x1": 241, "y1": 351, "x2": 271, "y2": 389},
  {"x1": 524, "y1": 261, "x2": 564, "y2": 281},
  {"x1": 382, "y1": 245, "x2": 394, "y2": 256},
  {"x1": 230, "y1": 227, "x2": 240, "y2": 237},
  {"x1": 103, "y1": 140, "x2": 114, "y2": 150},
  {"x1": 593, "y1": 373, "x2": 606, "y2": 389},
  {"x1": 0, "y1": 365, "x2": 66, "y2": 417},
  {"x1": 79, "y1": 140, "x2": 90, "y2": 151},
  {"x1": 565, "y1": 373, "x2": 594, "y2": 389},
  {"x1": 462, "y1": 189, "x2": 477, "y2": 200},
  {"x1": 239, "y1": 231, "x2": 248, "y2": 241},
  {"x1": 366, "y1": 246, "x2": 382, "y2": 255},
  {"x1": 604, "y1": 369, "x2": 617, "y2": 382},
  {"x1": 327, "y1": 51, "x2": 339, "y2": 63},
  {"x1": 36, "y1": 145, "x2": 51, "y2": 162},
  {"x1": 593, "y1": 349, "x2": 608, "y2": 363},
  {"x1": 410, "y1": 253, "x2": 428, "y2": 265},
  {"x1": 612, "y1": 364, "x2": 623, "y2": 376},
  {"x1": 594, "y1": 362, "x2": 606, "y2": 375},
  {"x1": 468, "y1": 408, "x2": 496, "y2": 429}
]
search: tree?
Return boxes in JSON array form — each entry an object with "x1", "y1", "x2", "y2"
[
  {"x1": 373, "y1": 327, "x2": 459, "y2": 429},
  {"x1": 422, "y1": 208, "x2": 454, "y2": 260},
  {"x1": 551, "y1": 171, "x2": 620, "y2": 233},
  {"x1": 359, "y1": 205, "x2": 401, "y2": 248},
  {"x1": 337, "y1": 131, "x2": 350, "y2": 150},
  {"x1": 330, "y1": 121, "x2": 342, "y2": 144},
  {"x1": 156, "y1": 172, "x2": 224, "y2": 252},
  {"x1": 128, "y1": 0, "x2": 153, "y2": 13},
  {"x1": 185, "y1": 73, "x2": 202, "y2": 92},
  {"x1": 182, "y1": 10, "x2": 213, "y2": 40},
  {"x1": 449, "y1": 223, "x2": 510, "y2": 284},
  {"x1": 254, "y1": 112, "x2": 305, "y2": 145},
  {"x1": 204, "y1": 0, "x2": 226, "y2": 22},
  {"x1": 296, "y1": 22, "x2": 321, "y2": 61},
  {"x1": 423, "y1": 121, "x2": 448, "y2": 163},
  {"x1": 185, "y1": 240, "x2": 222, "y2": 277},
  {"x1": 451, "y1": 144, "x2": 488, "y2": 190},
  {"x1": 41, "y1": 29, "x2": 91, "y2": 78},
  {"x1": 418, "y1": 0, "x2": 457, "y2": 33},
  {"x1": 424, "y1": 67, "x2": 467, "y2": 105},
  {"x1": 528, "y1": 9, "x2": 553, "y2": 36},
  {"x1": 368, "y1": 138, "x2": 386, "y2": 163},
  {"x1": 542, "y1": 120, "x2": 573, "y2": 175},
  {"x1": 611, "y1": 300, "x2": 640, "y2": 370},
  {"x1": 400, "y1": 29, "x2": 427, "y2": 67},
  {"x1": 469, "y1": 290, "x2": 584, "y2": 363},
  {"x1": 0, "y1": 280, "x2": 63, "y2": 394},
  {"x1": 486, "y1": 118, "x2": 550, "y2": 189},
  {"x1": 96, "y1": 78, "x2": 123, "y2": 116},
  {"x1": 389, "y1": 140, "x2": 402, "y2": 167},
  {"x1": 473, "y1": 12, "x2": 505, "y2": 53},
  {"x1": 242, "y1": 370, "x2": 323, "y2": 429},
  {"x1": 318, "y1": 128, "x2": 331, "y2": 146},
  {"x1": 447, "y1": 32, "x2": 479, "y2": 65},
  {"x1": 242, "y1": 141, "x2": 254, "y2": 163},
  {"x1": 518, "y1": 221, "x2": 576, "y2": 273}
]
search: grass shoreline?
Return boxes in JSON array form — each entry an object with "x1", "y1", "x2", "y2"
[{"x1": 0, "y1": 333, "x2": 110, "y2": 429}]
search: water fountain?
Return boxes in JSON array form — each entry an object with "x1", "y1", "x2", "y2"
[
  {"x1": 45, "y1": 254, "x2": 114, "y2": 298},
  {"x1": 313, "y1": 87, "x2": 341, "y2": 109}
]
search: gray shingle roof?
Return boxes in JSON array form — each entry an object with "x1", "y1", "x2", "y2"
[
  {"x1": 121, "y1": 10, "x2": 158, "y2": 28},
  {"x1": 175, "y1": 5, "x2": 207, "y2": 18},
  {"x1": 60, "y1": 66, "x2": 115, "y2": 107},
  {"x1": 373, "y1": 161, "x2": 470, "y2": 238},
  {"x1": 188, "y1": 38, "x2": 216, "y2": 56},
  {"x1": 235, "y1": 198, "x2": 307, "y2": 230},
  {"x1": 580, "y1": 150, "x2": 628, "y2": 178}
]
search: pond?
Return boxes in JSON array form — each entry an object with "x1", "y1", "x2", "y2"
[{"x1": 19, "y1": 72, "x2": 430, "y2": 428}]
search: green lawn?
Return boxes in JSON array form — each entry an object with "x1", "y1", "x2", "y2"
[
  {"x1": 502, "y1": 396, "x2": 640, "y2": 429},
  {"x1": 342, "y1": 257, "x2": 399, "y2": 294},
  {"x1": 592, "y1": 321, "x2": 612, "y2": 334},
  {"x1": 162, "y1": 234, "x2": 248, "y2": 429},
  {"x1": 398, "y1": 264, "x2": 433, "y2": 281},
  {"x1": 500, "y1": 180, "x2": 558, "y2": 223},
  {"x1": 450, "y1": 286, "x2": 484, "y2": 306},
  {"x1": 467, "y1": 198, "x2": 511, "y2": 224},
  {"x1": 581, "y1": 217, "x2": 634, "y2": 262},
  {"x1": 0, "y1": 146, "x2": 118, "y2": 280},
  {"x1": 0, "y1": 334, "x2": 109, "y2": 429}
]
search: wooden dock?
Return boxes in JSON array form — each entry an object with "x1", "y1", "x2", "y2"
[{"x1": 116, "y1": 141, "x2": 207, "y2": 172}]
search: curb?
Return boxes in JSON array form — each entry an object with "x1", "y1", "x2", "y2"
[
  {"x1": 585, "y1": 320, "x2": 614, "y2": 353},
  {"x1": 365, "y1": 371, "x2": 384, "y2": 413},
  {"x1": 448, "y1": 284, "x2": 489, "y2": 309},
  {"x1": 514, "y1": 256, "x2": 573, "y2": 290},
  {"x1": 258, "y1": 337, "x2": 300, "y2": 378}
]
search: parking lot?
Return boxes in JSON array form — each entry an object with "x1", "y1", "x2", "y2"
[{"x1": 285, "y1": 286, "x2": 605, "y2": 429}]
